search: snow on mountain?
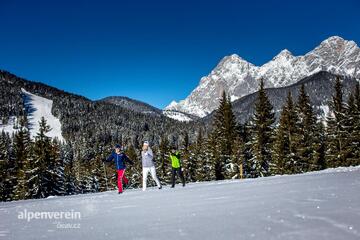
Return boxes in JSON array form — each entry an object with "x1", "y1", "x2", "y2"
[
  {"x1": 22, "y1": 89, "x2": 64, "y2": 141},
  {"x1": 166, "y1": 36, "x2": 360, "y2": 117},
  {"x1": 215, "y1": 71, "x2": 359, "y2": 125},
  {"x1": 0, "y1": 116, "x2": 18, "y2": 136},
  {"x1": 1, "y1": 166, "x2": 360, "y2": 240},
  {"x1": 167, "y1": 100, "x2": 179, "y2": 109},
  {"x1": 0, "y1": 89, "x2": 64, "y2": 141},
  {"x1": 162, "y1": 110, "x2": 196, "y2": 122}
]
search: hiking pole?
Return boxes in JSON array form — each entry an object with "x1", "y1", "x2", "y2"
[{"x1": 103, "y1": 161, "x2": 109, "y2": 191}]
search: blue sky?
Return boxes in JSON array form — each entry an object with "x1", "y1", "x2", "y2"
[{"x1": 0, "y1": 0, "x2": 359, "y2": 109}]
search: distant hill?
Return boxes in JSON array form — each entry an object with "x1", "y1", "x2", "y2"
[
  {"x1": 100, "y1": 96, "x2": 162, "y2": 116},
  {"x1": 0, "y1": 70, "x2": 199, "y2": 146}
]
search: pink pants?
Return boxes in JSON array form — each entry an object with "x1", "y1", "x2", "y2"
[{"x1": 117, "y1": 169, "x2": 128, "y2": 193}]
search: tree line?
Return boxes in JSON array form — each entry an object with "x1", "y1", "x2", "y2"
[{"x1": 1, "y1": 77, "x2": 359, "y2": 201}]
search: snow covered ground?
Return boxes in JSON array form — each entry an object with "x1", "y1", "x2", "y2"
[
  {"x1": 1, "y1": 166, "x2": 360, "y2": 240},
  {"x1": 0, "y1": 89, "x2": 64, "y2": 141}
]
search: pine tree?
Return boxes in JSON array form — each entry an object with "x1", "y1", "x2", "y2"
[
  {"x1": 230, "y1": 133, "x2": 244, "y2": 179},
  {"x1": 239, "y1": 122, "x2": 254, "y2": 178},
  {"x1": 204, "y1": 133, "x2": 217, "y2": 181},
  {"x1": 0, "y1": 132, "x2": 6, "y2": 201},
  {"x1": 296, "y1": 84, "x2": 317, "y2": 172},
  {"x1": 194, "y1": 129, "x2": 215, "y2": 181},
  {"x1": 344, "y1": 83, "x2": 360, "y2": 166},
  {"x1": 210, "y1": 91, "x2": 238, "y2": 180},
  {"x1": 125, "y1": 144, "x2": 142, "y2": 188},
  {"x1": 284, "y1": 92, "x2": 301, "y2": 173},
  {"x1": 73, "y1": 156, "x2": 86, "y2": 193},
  {"x1": 13, "y1": 117, "x2": 32, "y2": 200},
  {"x1": 249, "y1": 79, "x2": 275, "y2": 177},
  {"x1": 272, "y1": 125, "x2": 287, "y2": 175},
  {"x1": 181, "y1": 131, "x2": 195, "y2": 182},
  {"x1": 312, "y1": 122, "x2": 327, "y2": 170},
  {"x1": 0, "y1": 131, "x2": 13, "y2": 201},
  {"x1": 85, "y1": 142, "x2": 106, "y2": 192},
  {"x1": 157, "y1": 136, "x2": 171, "y2": 185},
  {"x1": 62, "y1": 142, "x2": 77, "y2": 194},
  {"x1": 326, "y1": 77, "x2": 348, "y2": 167},
  {"x1": 350, "y1": 83, "x2": 360, "y2": 165},
  {"x1": 272, "y1": 92, "x2": 300, "y2": 174},
  {"x1": 90, "y1": 155, "x2": 107, "y2": 192},
  {"x1": 51, "y1": 139, "x2": 65, "y2": 196},
  {"x1": 29, "y1": 117, "x2": 53, "y2": 198}
]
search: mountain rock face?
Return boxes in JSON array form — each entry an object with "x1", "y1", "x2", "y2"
[
  {"x1": 166, "y1": 36, "x2": 360, "y2": 117},
  {"x1": 202, "y1": 71, "x2": 358, "y2": 125}
]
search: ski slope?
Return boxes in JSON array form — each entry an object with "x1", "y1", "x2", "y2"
[
  {"x1": 21, "y1": 89, "x2": 64, "y2": 141},
  {"x1": 0, "y1": 89, "x2": 64, "y2": 141},
  {"x1": 1, "y1": 167, "x2": 360, "y2": 240}
]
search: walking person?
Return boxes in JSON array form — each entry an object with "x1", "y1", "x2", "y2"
[
  {"x1": 104, "y1": 144, "x2": 133, "y2": 194},
  {"x1": 170, "y1": 148, "x2": 185, "y2": 188},
  {"x1": 142, "y1": 141, "x2": 162, "y2": 191}
]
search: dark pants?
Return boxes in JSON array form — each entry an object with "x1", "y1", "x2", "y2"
[{"x1": 171, "y1": 167, "x2": 185, "y2": 187}]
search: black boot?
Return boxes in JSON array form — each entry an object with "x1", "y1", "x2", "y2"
[{"x1": 158, "y1": 185, "x2": 162, "y2": 189}]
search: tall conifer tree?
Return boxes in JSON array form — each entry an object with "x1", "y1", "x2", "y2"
[{"x1": 249, "y1": 79, "x2": 275, "y2": 177}]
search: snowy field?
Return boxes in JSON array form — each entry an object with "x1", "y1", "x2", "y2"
[
  {"x1": 1, "y1": 167, "x2": 360, "y2": 240},
  {"x1": 0, "y1": 89, "x2": 64, "y2": 141}
]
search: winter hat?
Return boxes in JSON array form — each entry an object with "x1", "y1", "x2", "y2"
[
  {"x1": 115, "y1": 144, "x2": 121, "y2": 149},
  {"x1": 143, "y1": 141, "x2": 149, "y2": 146}
]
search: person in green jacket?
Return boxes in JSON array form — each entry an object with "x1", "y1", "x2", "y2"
[{"x1": 169, "y1": 148, "x2": 185, "y2": 188}]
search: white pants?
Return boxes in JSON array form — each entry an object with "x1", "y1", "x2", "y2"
[{"x1": 142, "y1": 166, "x2": 161, "y2": 191}]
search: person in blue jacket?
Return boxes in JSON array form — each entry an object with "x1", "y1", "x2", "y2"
[{"x1": 104, "y1": 144, "x2": 134, "y2": 194}]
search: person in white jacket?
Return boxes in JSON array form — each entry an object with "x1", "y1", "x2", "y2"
[{"x1": 141, "y1": 141, "x2": 162, "y2": 191}]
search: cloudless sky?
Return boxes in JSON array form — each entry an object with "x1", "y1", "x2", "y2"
[{"x1": 0, "y1": 0, "x2": 359, "y2": 108}]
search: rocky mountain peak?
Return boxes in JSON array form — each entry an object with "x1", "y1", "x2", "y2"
[
  {"x1": 165, "y1": 36, "x2": 360, "y2": 119},
  {"x1": 273, "y1": 49, "x2": 294, "y2": 60}
]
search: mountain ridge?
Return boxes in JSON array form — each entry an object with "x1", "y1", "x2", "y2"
[
  {"x1": 0, "y1": 70, "x2": 199, "y2": 145},
  {"x1": 99, "y1": 96, "x2": 162, "y2": 116},
  {"x1": 166, "y1": 36, "x2": 360, "y2": 117},
  {"x1": 202, "y1": 71, "x2": 359, "y2": 125}
]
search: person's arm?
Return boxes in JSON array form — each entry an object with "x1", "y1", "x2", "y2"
[
  {"x1": 176, "y1": 152, "x2": 182, "y2": 166},
  {"x1": 146, "y1": 148, "x2": 153, "y2": 158},
  {"x1": 169, "y1": 153, "x2": 173, "y2": 162},
  {"x1": 141, "y1": 151, "x2": 145, "y2": 159},
  {"x1": 124, "y1": 154, "x2": 134, "y2": 165},
  {"x1": 104, "y1": 153, "x2": 114, "y2": 162}
]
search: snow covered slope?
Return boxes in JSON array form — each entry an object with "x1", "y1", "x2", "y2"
[
  {"x1": 162, "y1": 110, "x2": 199, "y2": 122},
  {"x1": 1, "y1": 166, "x2": 360, "y2": 240},
  {"x1": 166, "y1": 36, "x2": 360, "y2": 117},
  {"x1": 21, "y1": 89, "x2": 64, "y2": 141},
  {"x1": 0, "y1": 88, "x2": 65, "y2": 141},
  {"x1": 0, "y1": 89, "x2": 64, "y2": 141}
]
